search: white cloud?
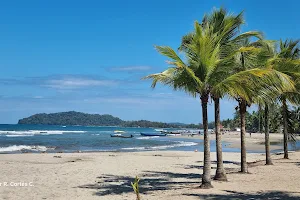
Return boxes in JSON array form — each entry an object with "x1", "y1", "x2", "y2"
[
  {"x1": 44, "y1": 77, "x2": 117, "y2": 89},
  {"x1": 110, "y1": 66, "x2": 152, "y2": 71}
]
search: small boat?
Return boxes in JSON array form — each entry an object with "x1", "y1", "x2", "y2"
[
  {"x1": 164, "y1": 131, "x2": 181, "y2": 135},
  {"x1": 140, "y1": 132, "x2": 167, "y2": 137},
  {"x1": 39, "y1": 131, "x2": 48, "y2": 134},
  {"x1": 114, "y1": 130, "x2": 125, "y2": 133},
  {"x1": 110, "y1": 134, "x2": 134, "y2": 138},
  {"x1": 62, "y1": 126, "x2": 67, "y2": 128}
]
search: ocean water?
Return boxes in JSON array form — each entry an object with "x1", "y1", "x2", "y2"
[
  {"x1": 0, "y1": 124, "x2": 297, "y2": 153},
  {"x1": 0, "y1": 124, "x2": 201, "y2": 153}
]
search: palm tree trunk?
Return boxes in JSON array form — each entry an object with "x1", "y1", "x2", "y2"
[
  {"x1": 282, "y1": 98, "x2": 289, "y2": 159},
  {"x1": 213, "y1": 97, "x2": 227, "y2": 181},
  {"x1": 264, "y1": 104, "x2": 273, "y2": 165},
  {"x1": 239, "y1": 99, "x2": 247, "y2": 173},
  {"x1": 258, "y1": 104, "x2": 262, "y2": 134},
  {"x1": 200, "y1": 94, "x2": 213, "y2": 188}
]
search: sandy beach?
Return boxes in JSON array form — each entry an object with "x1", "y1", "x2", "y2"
[{"x1": 0, "y1": 132, "x2": 300, "y2": 200}]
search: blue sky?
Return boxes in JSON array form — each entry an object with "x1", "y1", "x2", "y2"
[{"x1": 0, "y1": 0, "x2": 299, "y2": 124}]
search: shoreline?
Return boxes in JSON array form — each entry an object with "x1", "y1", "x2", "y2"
[
  {"x1": 1, "y1": 132, "x2": 299, "y2": 154},
  {"x1": 175, "y1": 131, "x2": 297, "y2": 152}
]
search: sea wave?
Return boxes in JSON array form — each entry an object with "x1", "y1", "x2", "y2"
[
  {"x1": 121, "y1": 141, "x2": 198, "y2": 150},
  {"x1": 0, "y1": 130, "x2": 86, "y2": 136},
  {"x1": 0, "y1": 145, "x2": 50, "y2": 152},
  {"x1": 136, "y1": 136, "x2": 160, "y2": 140},
  {"x1": 5, "y1": 135, "x2": 34, "y2": 137}
]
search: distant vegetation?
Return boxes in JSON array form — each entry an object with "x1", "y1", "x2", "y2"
[
  {"x1": 19, "y1": 109, "x2": 300, "y2": 132},
  {"x1": 18, "y1": 111, "x2": 123, "y2": 126},
  {"x1": 18, "y1": 111, "x2": 205, "y2": 128}
]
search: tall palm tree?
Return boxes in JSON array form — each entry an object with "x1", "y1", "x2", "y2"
[
  {"x1": 228, "y1": 39, "x2": 264, "y2": 173},
  {"x1": 144, "y1": 21, "x2": 293, "y2": 187},
  {"x1": 253, "y1": 40, "x2": 296, "y2": 164},
  {"x1": 253, "y1": 40, "x2": 278, "y2": 165},
  {"x1": 145, "y1": 21, "x2": 220, "y2": 188},
  {"x1": 264, "y1": 103, "x2": 273, "y2": 164},
  {"x1": 217, "y1": 39, "x2": 295, "y2": 172},
  {"x1": 268, "y1": 39, "x2": 300, "y2": 159},
  {"x1": 179, "y1": 8, "x2": 261, "y2": 181}
]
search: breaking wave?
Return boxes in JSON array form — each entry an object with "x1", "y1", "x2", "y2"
[
  {"x1": 0, "y1": 130, "x2": 86, "y2": 137},
  {"x1": 0, "y1": 145, "x2": 52, "y2": 152},
  {"x1": 136, "y1": 136, "x2": 160, "y2": 140}
]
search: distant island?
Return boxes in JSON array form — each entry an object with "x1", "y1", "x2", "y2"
[{"x1": 18, "y1": 111, "x2": 205, "y2": 128}]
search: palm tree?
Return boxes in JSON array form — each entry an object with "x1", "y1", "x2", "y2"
[
  {"x1": 254, "y1": 40, "x2": 278, "y2": 165},
  {"x1": 179, "y1": 8, "x2": 261, "y2": 181},
  {"x1": 144, "y1": 24, "x2": 293, "y2": 188},
  {"x1": 275, "y1": 40, "x2": 300, "y2": 159},
  {"x1": 227, "y1": 40, "x2": 265, "y2": 173},
  {"x1": 264, "y1": 103, "x2": 273, "y2": 164},
  {"x1": 216, "y1": 39, "x2": 295, "y2": 172},
  {"x1": 145, "y1": 21, "x2": 220, "y2": 188},
  {"x1": 201, "y1": 8, "x2": 243, "y2": 181}
]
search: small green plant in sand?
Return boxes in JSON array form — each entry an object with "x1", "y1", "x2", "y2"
[{"x1": 131, "y1": 176, "x2": 141, "y2": 200}]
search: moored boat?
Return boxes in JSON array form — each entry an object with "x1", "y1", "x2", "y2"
[
  {"x1": 40, "y1": 131, "x2": 48, "y2": 134},
  {"x1": 110, "y1": 134, "x2": 133, "y2": 138},
  {"x1": 164, "y1": 131, "x2": 181, "y2": 135},
  {"x1": 140, "y1": 132, "x2": 167, "y2": 136}
]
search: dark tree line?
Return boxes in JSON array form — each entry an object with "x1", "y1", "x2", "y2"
[
  {"x1": 221, "y1": 105, "x2": 300, "y2": 134},
  {"x1": 18, "y1": 111, "x2": 205, "y2": 128},
  {"x1": 18, "y1": 108, "x2": 300, "y2": 132}
]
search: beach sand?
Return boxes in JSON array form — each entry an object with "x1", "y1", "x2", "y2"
[
  {"x1": 0, "y1": 149, "x2": 300, "y2": 199},
  {"x1": 0, "y1": 132, "x2": 300, "y2": 200}
]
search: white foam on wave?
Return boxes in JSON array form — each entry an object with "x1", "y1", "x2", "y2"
[
  {"x1": 121, "y1": 147, "x2": 146, "y2": 150},
  {"x1": 121, "y1": 141, "x2": 198, "y2": 150},
  {"x1": 0, "y1": 130, "x2": 86, "y2": 136},
  {"x1": 5, "y1": 135, "x2": 34, "y2": 137},
  {"x1": 0, "y1": 145, "x2": 49, "y2": 152},
  {"x1": 136, "y1": 136, "x2": 160, "y2": 140}
]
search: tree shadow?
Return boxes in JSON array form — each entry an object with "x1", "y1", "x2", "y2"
[
  {"x1": 271, "y1": 160, "x2": 300, "y2": 167},
  {"x1": 181, "y1": 164, "x2": 205, "y2": 169},
  {"x1": 144, "y1": 170, "x2": 201, "y2": 179},
  {"x1": 195, "y1": 160, "x2": 240, "y2": 165},
  {"x1": 78, "y1": 171, "x2": 201, "y2": 196},
  {"x1": 214, "y1": 160, "x2": 241, "y2": 165},
  {"x1": 178, "y1": 160, "x2": 240, "y2": 171},
  {"x1": 184, "y1": 190, "x2": 300, "y2": 200}
]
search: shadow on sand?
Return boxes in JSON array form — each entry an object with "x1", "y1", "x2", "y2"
[
  {"x1": 77, "y1": 158, "x2": 300, "y2": 198},
  {"x1": 78, "y1": 171, "x2": 201, "y2": 196},
  {"x1": 184, "y1": 190, "x2": 300, "y2": 200},
  {"x1": 182, "y1": 160, "x2": 240, "y2": 170},
  {"x1": 278, "y1": 161, "x2": 300, "y2": 166}
]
